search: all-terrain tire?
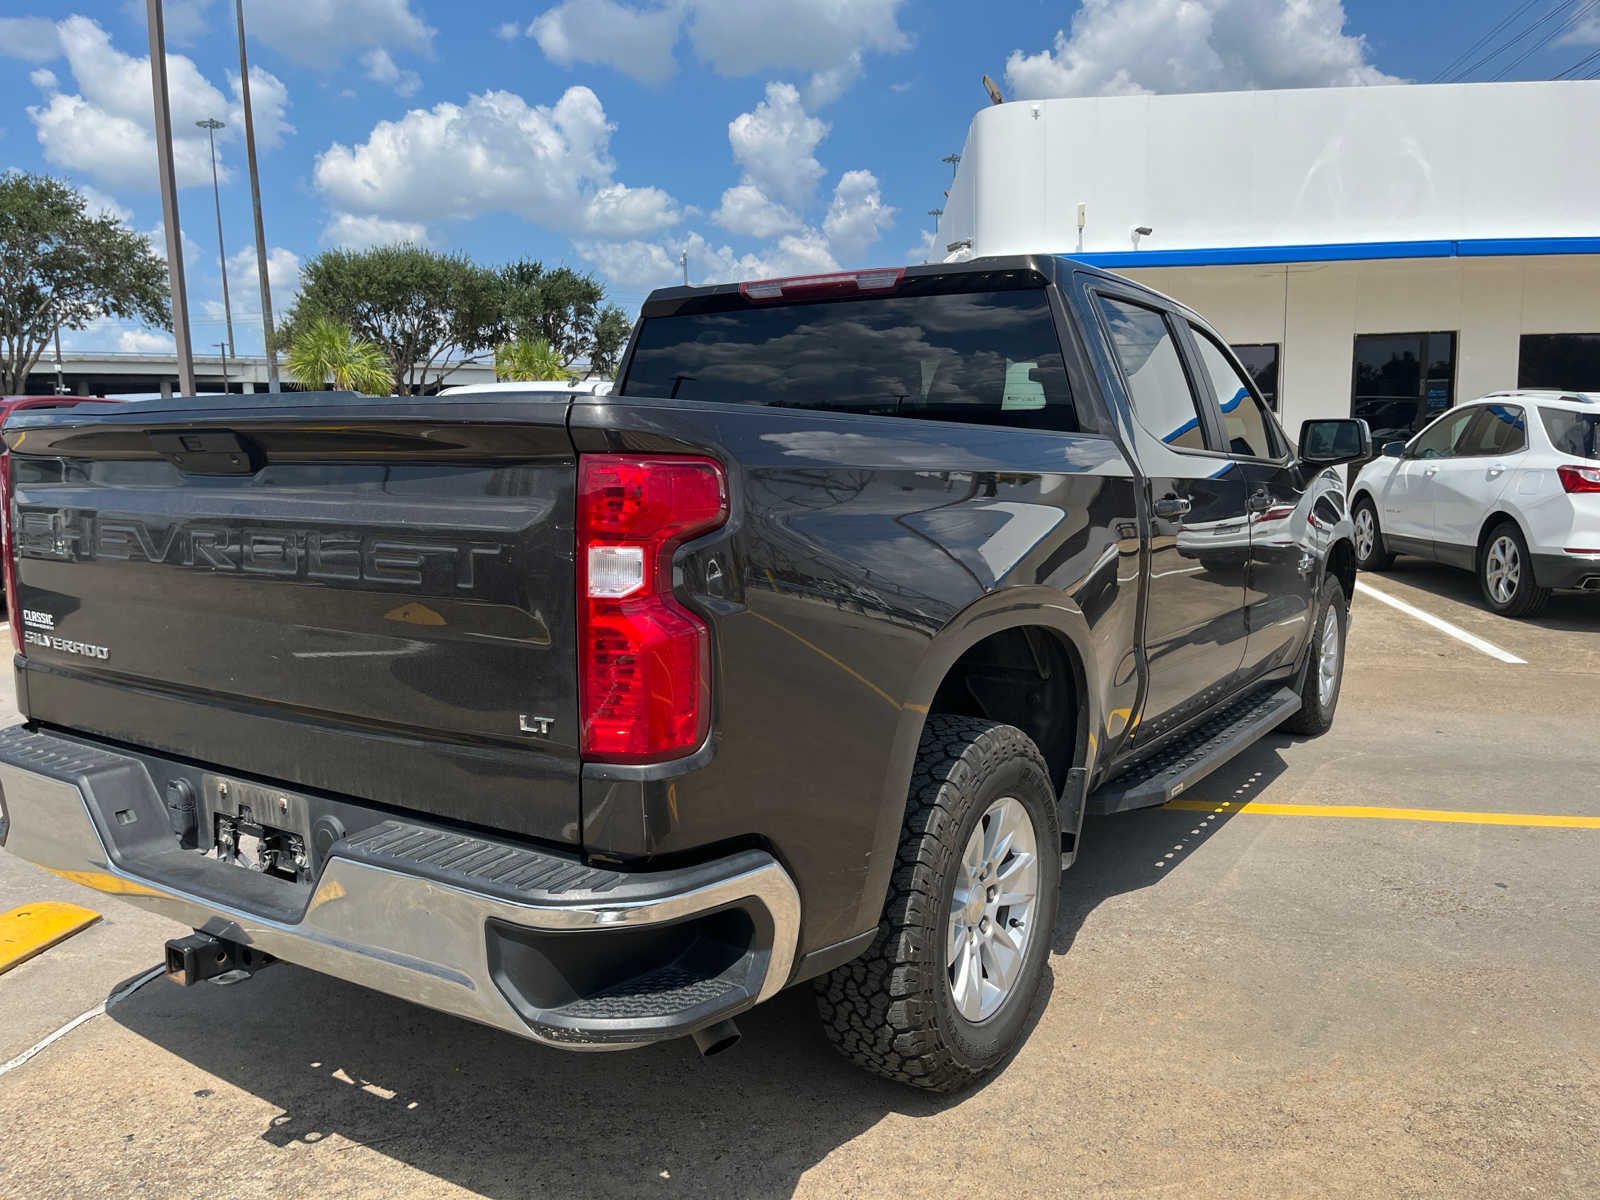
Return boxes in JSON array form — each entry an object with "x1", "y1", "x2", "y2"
[
  {"x1": 814, "y1": 715, "x2": 1060, "y2": 1092},
  {"x1": 1278, "y1": 574, "x2": 1348, "y2": 736}
]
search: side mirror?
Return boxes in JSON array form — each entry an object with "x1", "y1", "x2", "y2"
[
  {"x1": 1298, "y1": 417, "x2": 1372, "y2": 469},
  {"x1": 1382, "y1": 441, "x2": 1405, "y2": 459}
]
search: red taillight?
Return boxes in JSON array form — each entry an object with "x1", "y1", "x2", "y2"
[
  {"x1": 1558, "y1": 464, "x2": 1600, "y2": 493},
  {"x1": 739, "y1": 267, "x2": 903, "y2": 302},
  {"x1": 577, "y1": 454, "x2": 727, "y2": 763},
  {"x1": 0, "y1": 451, "x2": 20, "y2": 656}
]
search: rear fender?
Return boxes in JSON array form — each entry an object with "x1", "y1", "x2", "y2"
[{"x1": 848, "y1": 587, "x2": 1104, "y2": 941}]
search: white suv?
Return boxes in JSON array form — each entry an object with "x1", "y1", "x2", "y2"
[{"x1": 1349, "y1": 391, "x2": 1600, "y2": 617}]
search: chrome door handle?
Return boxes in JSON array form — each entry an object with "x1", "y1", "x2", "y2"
[
  {"x1": 1487, "y1": 464, "x2": 1505, "y2": 477},
  {"x1": 1154, "y1": 497, "x2": 1191, "y2": 519},
  {"x1": 1423, "y1": 466, "x2": 1438, "y2": 477}
]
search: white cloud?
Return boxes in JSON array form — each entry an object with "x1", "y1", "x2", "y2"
[
  {"x1": 143, "y1": 223, "x2": 201, "y2": 269},
  {"x1": 727, "y1": 82, "x2": 827, "y2": 211},
  {"x1": 321, "y1": 212, "x2": 430, "y2": 248},
  {"x1": 1005, "y1": 0, "x2": 1398, "y2": 99},
  {"x1": 803, "y1": 52, "x2": 862, "y2": 109},
  {"x1": 118, "y1": 329, "x2": 175, "y2": 354},
  {"x1": 822, "y1": 169, "x2": 894, "y2": 263},
  {"x1": 23, "y1": 17, "x2": 290, "y2": 190},
  {"x1": 313, "y1": 86, "x2": 679, "y2": 237},
  {"x1": 713, "y1": 183, "x2": 800, "y2": 238},
  {"x1": 0, "y1": 17, "x2": 61, "y2": 62},
  {"x1": 530, "y1": 0, "x2": 680, "y2": 86},
  {"x1": 79, "y1": 184, "x2": 131, "y2": 223},
  {"x1": 1562, "y1": 13, "x2": 1600, "y2": 45},
  {"x1": 527, "y1": 0, "x2": 906, "y2": 96},
  {"x1": 228, "y1": 244, "x2": 302, "y2": 309},
  {"x1": 227, "y1": 66, "x2": 294, "y2": 151},
  {"x1": 362, "y1": 48, "x2": 422, "y2": 97},
  {"x1": 685, "y1": 0, "x2": 907, "y2": 77},
  {"x1": 246, "y1": 0, "x2": 434, "y2": 67},
  {"x1": 579, "y1": 227, "x2": 839, "y2": 294},
  {"x1": 495, "y1": 20, "x2": 522, "y2": 40},
  {"x1": 120, "y1": 0, "x2": 213, "y2": 44},
  {"x1": 906, "y1": 227, "x2": 939, "y2": 263}
]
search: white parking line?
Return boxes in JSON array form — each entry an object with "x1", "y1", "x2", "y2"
[
  {"x1": 0, "y1": 964, "x2": 163, "y2": 1079},
  {"x1": 1354, "y1": 580, "x2": 1527, "y2": 665}
]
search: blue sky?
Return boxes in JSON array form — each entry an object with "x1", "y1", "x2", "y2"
[{"x1": 3, "y1": 0, "x2": 1599, "y2": 356}]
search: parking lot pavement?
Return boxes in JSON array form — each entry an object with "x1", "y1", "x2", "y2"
[{"x1": 1, "y1": 583, "x2": 1597, "y2": 1199}]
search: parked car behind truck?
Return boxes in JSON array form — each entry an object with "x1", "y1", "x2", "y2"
[{"x1": 0, "y1": 256, "x2": 1367, "y2": 1091}]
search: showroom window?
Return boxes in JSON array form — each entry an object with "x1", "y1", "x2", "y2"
[
  {"x1": 1230, "y1": 343, "x2": 1280, "y2": 412},
  {"x1": 1518, "y1": 334, "x2": 1600, "y2": 391},
  {"x1": 1350, "y1": 332, "x2": 1457, "y2": 449}
]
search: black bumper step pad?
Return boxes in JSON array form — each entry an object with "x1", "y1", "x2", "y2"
[{"x1": 1088, "y1": 685, "x2": 1301, "y2": 815}]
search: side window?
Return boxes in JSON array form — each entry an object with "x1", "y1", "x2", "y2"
[
  {"x1": 1096, "y1": 296, "x2": 1208, "y2": 452},
  {"x1": 1456, "y1": 404, "x2": 1526, "y2": 456},
  {"x1": 1410, "y1": 407, "x2": 1477, "y2": 459},
  {"x1": 1191, "y1": 326, "x2": 1277, "y2": 458}
]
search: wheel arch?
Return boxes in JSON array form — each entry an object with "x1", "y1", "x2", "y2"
[
  {"x1": 847, "y1": 588, "x2": 1102, "y2": 942},
  {"x1": 1474, "y1": 510, "x2": 1526, "y2": 568}
]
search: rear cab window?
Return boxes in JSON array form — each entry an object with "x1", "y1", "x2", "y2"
[{"x1": 621, "y1": 282, "x2": 1081, "y2": 433}]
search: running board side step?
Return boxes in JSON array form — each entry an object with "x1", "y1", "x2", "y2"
[{"x1": 1087, "y1": 686, "x2": 1301, "y2": 815}]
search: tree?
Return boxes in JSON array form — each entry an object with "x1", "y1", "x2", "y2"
[
  {"x1": 0, "y1": 172, "x2": 169, "y2": 394},
  {"x1": 589, "y1": 304, "x2": 631, "y2": 378},
  {"x1": 280, "y1": 245, "x2": 501, "y2": 395},
  {"x1": 497, "y1": 260, "x2": 614, "y2": 369},
  {"x1": 285, "y1": 317, "x2": 392, "y2": 394},
  {"x1": 494, "y1": 336, "x2": 571, "y2": 382}
]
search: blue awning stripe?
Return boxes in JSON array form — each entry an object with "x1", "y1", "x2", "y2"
[{"x1": 1074, "y1": 237, "x2": 1600, "y2": 270}]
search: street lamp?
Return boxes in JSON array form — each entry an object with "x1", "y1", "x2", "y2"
[{"x1": 195, "y1": 116, "x2": 235, "y2": 360}]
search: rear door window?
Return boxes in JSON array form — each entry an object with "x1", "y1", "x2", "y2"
[
  {"x1": 622, "y1": 288, "x2": 1080, "y2": 432},
  {"x1": 1190, "y1": 326, "x2": 1279, "y2": 459},
  {"x1": 1455, "y1": 404, "x2": 1526, "y2": 456},
  {"x1": 1094, "y1": 296, "x2": 1209, "y2": 451}
]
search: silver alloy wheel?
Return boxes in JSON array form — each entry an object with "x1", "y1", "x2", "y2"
[
  {"x1": 1317, "y1": 602, "x2": 1341, "y2": 708},
  {"x1": 947, "y1": 795, "x2": 1040, "y2": 1023},
  {"x1": 1485, "y1": 534, "x2": 1521, "y2": 606},
  {"x1": 1354, "y1": 507, "x2": 1376, "y2": 561}
]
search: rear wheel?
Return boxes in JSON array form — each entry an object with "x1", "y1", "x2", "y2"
[
  {"x1": 1279, "y1": 574, "x2": 1348, "y2": 736},
  {"x1": 1351, "y1": 496, "x2": 1394, "y2": 571},
  {"x1": 1479, "y1": 521, "x2": 1550, "y2": 618},
  {"x1": 815, "y1": 716, "x2": 1059, "y2": 1093}
]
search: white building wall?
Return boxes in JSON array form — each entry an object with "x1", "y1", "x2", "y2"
[
  {"x1": 1117, "y1": 255, "x2": 1600, "y2": 436},
  {"x1": 938, "y1": 81, "x2": 1600, "y2": 257}
]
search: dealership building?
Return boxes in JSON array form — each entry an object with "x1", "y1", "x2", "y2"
[{"x1": 934, "y1": 80, "x2": 1600, "y2": 446}]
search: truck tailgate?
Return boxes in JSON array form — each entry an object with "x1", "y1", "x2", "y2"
[{"x1": 4, "y1": 395, "x2": 581, "y2": 844}]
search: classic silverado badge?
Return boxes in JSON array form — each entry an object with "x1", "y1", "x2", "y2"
[{"x1": 20, "y1": 609, "x2": 109, "y2": 660}]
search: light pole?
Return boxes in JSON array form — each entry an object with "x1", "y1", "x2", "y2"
[
  {"x1": 196, "y1": 116, "x2": 235, "y2": 360},
  {"x1": 147, "y1": 0, "x2": 195, "y2": 395},
  {"x1": 235, "y1": 0, "x2": 280, "y2": 391}
]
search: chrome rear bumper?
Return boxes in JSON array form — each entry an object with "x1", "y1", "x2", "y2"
[{"x1": 0, "y1": 725, "x2": 799, "y2": 1049}]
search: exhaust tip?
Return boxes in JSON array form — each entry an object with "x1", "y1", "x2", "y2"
[{"x1": 690, "y1": 1018, "x2": 741, "y2": 1058}]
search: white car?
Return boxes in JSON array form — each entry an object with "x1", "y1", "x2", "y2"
[
  {"x1": 1349, "y1": 391, "x2": 1600, "y2": 616},
  {"x1": 437, "y1": 379, "x2": 613, "y2": 397}
]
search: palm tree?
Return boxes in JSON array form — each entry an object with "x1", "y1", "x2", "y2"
[
  {"x1": 495, "y1": 336, "x2": 572, "y2": 382},
  {"x1": 286, "y1": 317, "x2": 392, "y2": 393}
]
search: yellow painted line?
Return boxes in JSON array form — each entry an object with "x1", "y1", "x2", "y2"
[
  {"x1": 0, "y1": 901, "x2": 101, "y2": 976},
  {"x1": 1163, "y1": 799, "x2": 1600, "y2": 829}
]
